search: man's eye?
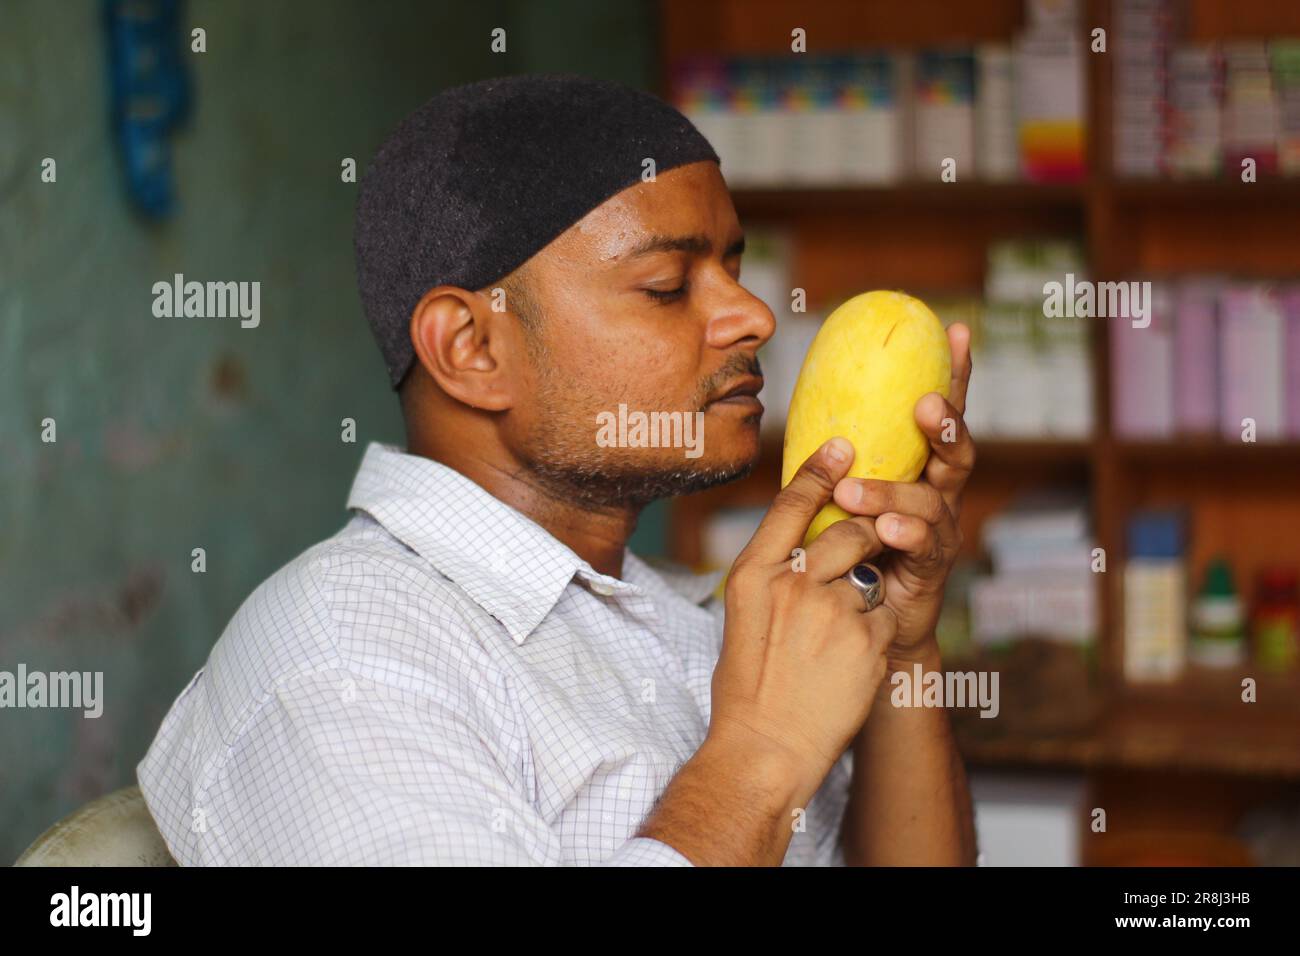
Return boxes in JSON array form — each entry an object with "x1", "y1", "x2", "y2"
[{"x1": 644, "y1": 284, "x2": 687, "y2": 303}]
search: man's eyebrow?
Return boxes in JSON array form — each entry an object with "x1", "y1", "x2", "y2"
[{"x1": 625, "y1": 233, "x2": 746, "y2": 259}]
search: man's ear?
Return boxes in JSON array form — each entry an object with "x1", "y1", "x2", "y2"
[{"x1": 408, "y1": 286, "x2": 518, "y2": 412}]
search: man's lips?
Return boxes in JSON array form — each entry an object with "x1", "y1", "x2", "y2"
[{"x1": 707, "y1": 376, "x2": 765, "y2": 411}]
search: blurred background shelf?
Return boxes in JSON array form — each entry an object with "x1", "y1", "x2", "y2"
[
  {"x1": 735, "y1": 179, "x2": 1300, "y2": 214},
  {"x1": 958, "y1": 666, "x2": 1300, "y2": 777},
  {"x1": 656, "y1": 0, "x2": 1300, "y2": 863},
  {"x1": 1108, "y1": 178, "x2": 1300, "y2": 205},
  {"x1": 974, "y1": 439, "x2": 1097, "y2": 465},
  {"x1": 958, "y1": 705, "x2": 1300, "y2": 778},
  {"x1": 1115, "y1": 439, "x2": 1300, "y2": 465},
  {"x1": 731, "y1": 183, "x2": 1087, "y2": 216}
]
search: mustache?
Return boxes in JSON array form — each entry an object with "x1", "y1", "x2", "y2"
[{"x1": 697, "y1": 354, "x2": 763, "y2": 410}]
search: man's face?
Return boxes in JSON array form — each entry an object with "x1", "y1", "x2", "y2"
[{"x1": 504, "y1": 161, "x2": 776, "y2": 509}]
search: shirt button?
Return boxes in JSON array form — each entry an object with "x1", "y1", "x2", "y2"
[
  {"x1": 589, "y1": 579, "x2": 615, "y2": 597},
  {"x1": 489, "y1": 549, "x2": 510, "y2": 574}
]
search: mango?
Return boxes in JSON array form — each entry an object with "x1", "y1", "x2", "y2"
[{"x1": 781, "y1": 290, "x2": 951, "y2": 544}]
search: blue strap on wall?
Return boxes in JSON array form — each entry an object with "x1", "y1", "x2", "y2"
[{"x1": 104, "y1": 0, "x2": 192, "y2": 219}]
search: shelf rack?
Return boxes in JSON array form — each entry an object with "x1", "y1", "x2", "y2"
[{"x1": 657, "y1": 0, "x2": 1300, "y2": 786}]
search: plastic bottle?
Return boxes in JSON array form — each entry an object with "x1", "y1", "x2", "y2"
[
  {"x1": 1252, "y1": 568, "x2": 1300, "y2": 673},
  {"x1": 1189, "y1": 557, "x2": 1246, "y2": 668},
  {"x1": 1123, "y1": 510, "x2": 1187, "y2": 682}
]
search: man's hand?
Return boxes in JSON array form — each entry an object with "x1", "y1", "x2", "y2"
[
  {"x1": 638, "y1": 324, "x2": 975, "y2": 867},
  {"x1": 709, "y1": 435, "x2": 900, "y2": 785},
  {"x1": 638, "y1": 436, "x2": 899, "y2": 866},
  {"x1": 829, "y1": 322, "x2": 976, "y2": 661}
]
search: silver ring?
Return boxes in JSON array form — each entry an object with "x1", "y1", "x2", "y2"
[{"x1": 844, "y1": 563, "x2": 885, "y2": 612}]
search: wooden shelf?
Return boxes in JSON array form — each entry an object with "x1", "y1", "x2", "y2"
[
  {"x1": 973, "y1": 438, "x2": 1094, "y2": 466},
  {"x1": 731, "y1": 182, "x2": 1085, "y2": 217},
  {"x1": 958, "y1": 672, "x2": 1300, "y2": 779},
  {"x1": 959, "y1": 710, "x2": 1300, "y2": 779},
  {"x1": 1109, "y1": 178, "x2": 1300, "y2": 206},
  {"x1": 660, "y1": 0, "x2": 1029, "y2": 59},
  {"x1": 728, "y1": 180, "x2": 1300, "y2": 217},
  {"x1": 1115, "y1": 440, "x2": 1300, "y2": 467},
  {"x1": 660, "y1": 0, "x2": 1300, "y2": 794},
  {"x1": 1117, "y1": 666, "x2": 1300, "y2": 711}
]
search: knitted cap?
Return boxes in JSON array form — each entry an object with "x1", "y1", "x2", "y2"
[{"x1": 353, "y1": 73, "x2": 720, "y2": 388}]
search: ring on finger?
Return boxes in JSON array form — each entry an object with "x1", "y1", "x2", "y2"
[{"x1": 843, "y1": 562, "x2": 885, "y2": 612}]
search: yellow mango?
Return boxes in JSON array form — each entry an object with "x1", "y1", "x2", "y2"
[{"x1": 781, "y1": 290, "x2": 951, "y2": 544}]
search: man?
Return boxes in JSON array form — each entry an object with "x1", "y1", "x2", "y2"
[{"x1": 138, "y1": 74, "x2": 978, "y2": 866}]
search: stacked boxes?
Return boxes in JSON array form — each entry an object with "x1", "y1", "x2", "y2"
[
  {"x1": 970, "y1": 491, "x2": 1098, "y2": 647},
  {"x1": 1112, "y1": 0, "x2": 1176, "y2": 177},
  {"x1": 1111, "y1": 278, "x2": 1300, "y2": 441},
  {"x1": 1113, "y1": 0, "x2": 1300, "y2": 178},
  {"x1": 672, "y1": 42, "x2": 1086, "y2": 186}
]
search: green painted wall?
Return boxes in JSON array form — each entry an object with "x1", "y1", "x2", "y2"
[{"x1": 0, "y1": 0, "x2": 662, "y2": 862}]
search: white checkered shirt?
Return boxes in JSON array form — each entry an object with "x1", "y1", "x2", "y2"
[{"x1": 137, "y1": 441, "x2": 853, "y2": 865}]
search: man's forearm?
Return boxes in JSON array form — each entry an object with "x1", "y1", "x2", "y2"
[
  {"x1": 841, "y1": 636, "x2": 978, "y2": 866},
  {"x1": 637, "y1": 730, "x2": 822, "y2": 866}
]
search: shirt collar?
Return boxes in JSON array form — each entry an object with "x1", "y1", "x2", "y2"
[
  {"x1": 623, "y1": 550, "x2": 723, "y2": 605},
  {"x1": 345, "y1": 443, "x2": 720, "y2": 644}
]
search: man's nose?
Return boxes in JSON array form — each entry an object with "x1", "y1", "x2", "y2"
[{"x1": 705, "y1": 287, "x2": 777, "y2": 351}]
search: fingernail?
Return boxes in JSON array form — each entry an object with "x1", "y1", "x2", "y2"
[
  {"x1": 824, "y1": 437, "x2": 850, "y2": 463},
  {"x1": 889, "y1": 516, "x2": 903, "y2": 537},
  {"x1": 841, "y1": 480, "x2": 863, "y2": 506}
]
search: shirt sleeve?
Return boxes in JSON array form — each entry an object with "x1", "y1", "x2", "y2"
[
  {"x1": 600, "y1": 837, "x2": 695, "y2": 867},
  {"x1": 191, "y1": 662, "x2": 567, "y2": 865},
  {"x1": 190, "y1": 661, "x2": 700, "y2": 866}
]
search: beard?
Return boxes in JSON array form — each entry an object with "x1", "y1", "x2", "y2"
[
  {"x1": 524, "y1": 444, "x2": 759, "y2": 510},
  {"x1": 517, "y1": 350, "x2": 762, "y2": 510}
]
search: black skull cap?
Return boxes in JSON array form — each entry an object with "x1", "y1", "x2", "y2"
[{"x1": 353, "y1": 73, "x2": 721, "y2": 389}]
